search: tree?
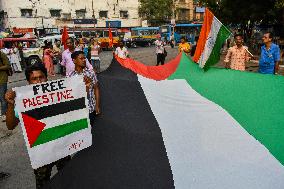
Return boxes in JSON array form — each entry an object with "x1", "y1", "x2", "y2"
[
  {"x1": 275, "y1": 0, "x2": 284, "y2": 26},
  {"x1": 199, "y1": 0, "x2": 283, "y2": 26},
  {"x1": 138, "y1": 0, "x2": 173, "y2": 26},
  {"x1": 198, "y1": 0, "x2": 284, "y2": 39}
]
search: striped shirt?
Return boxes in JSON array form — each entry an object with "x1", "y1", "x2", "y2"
[{"x1": 69, "y1": 68, "x2": 98, "y2": 113}]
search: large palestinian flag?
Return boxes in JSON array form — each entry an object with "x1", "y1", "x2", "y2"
[{"x1": 46, "y1": 54, "x2": 284, "y2": 189}]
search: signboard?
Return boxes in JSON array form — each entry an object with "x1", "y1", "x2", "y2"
[
  {"x1": 14, "y1": 76, "x2": 92, "y2": 169},
  {"x1": 106, "y1": 21, "x2": 121, "y2": 28},
  {"x1": 142, "y1": 20, "x2": 148, "y2": 27},
  {"x1": 161, "y1": 28, "x2": 168, "y2": 33},
  {"x1": 74, "y1": 19, "x2": 97, "y2": 25},
  {"x1": 196, "y1": 7, "x2": 205, "y2": 13},
  {"x1": 13, "y1": 28, "x2": 33, "y2": 34}
]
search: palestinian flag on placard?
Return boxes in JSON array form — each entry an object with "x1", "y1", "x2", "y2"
[
  {"x1": 48, "y1": 54, "x2": 284, "y2": 188},
  {"x1": 193, "y1": 8, "x2": 231, "y2": 70},
  {"x1": 22, "y1": 98, "x2": 89, "y2": 148}
]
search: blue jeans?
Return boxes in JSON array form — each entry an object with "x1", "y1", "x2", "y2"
[
  {"x1": 91, "y1": 59, "x2": 100, "y2": 73},
  {"x1": 0, "y1": 83, "x2": 7, "y2": 115}
]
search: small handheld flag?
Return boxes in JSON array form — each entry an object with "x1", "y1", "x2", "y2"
[
  {"x1": 61, "y1": 26, "x2": 69, "y2": 50},
  {"x1": 108, "y1": 24, "x2": 113, "y2": 48},
  {"x1": 193, "y1": 8, "x2": 231, "y2": 70}
]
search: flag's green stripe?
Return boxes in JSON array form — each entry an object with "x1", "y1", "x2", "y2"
[
  {"x1": 32, "y1": 118, "x2": 88, "y2": 147},
  {"x1": 169, "y1": 54, "x2": 284, "y2": 165},
  {"x1": 203, "y1": 25, "x2": 231, "y2": 70}
]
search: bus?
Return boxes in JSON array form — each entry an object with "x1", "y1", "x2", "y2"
[
  {"x1": 131, "y1": 27, "x2": 159, "y2": 39},
  {"x1": 160, "y1": 24, "x2": 202, "y2": 44},
  {"x1": 67, "y1": 27, "x2": 120, "y2": 49},
  {"x1": 130, "y1": 27, "x2": 159, "y2": 47}
]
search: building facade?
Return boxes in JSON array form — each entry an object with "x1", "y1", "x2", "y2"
[
  {"x1": 0, "y1": 0, "x2": 141, "y2": 29},
  {"x1": 193, "y1": 0, "x2": 205, "y2": 22},
  {"x1": 174, "y1": 0, "x2": 194, "y2": 23}
]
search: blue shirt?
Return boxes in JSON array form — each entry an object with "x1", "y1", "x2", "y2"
[
  {"x1": 83, "y1": 47, "x2": 89, "y2": 58},
  {"x1": 259, "y1": 43, "x2": 280, "y2": 74}
]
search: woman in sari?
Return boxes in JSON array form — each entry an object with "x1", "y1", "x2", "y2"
[{"x1": 43, "y1": 42, "x2": 55, "y2": 76}]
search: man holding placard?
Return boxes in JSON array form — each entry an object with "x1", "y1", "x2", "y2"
[{"x1": 5, "y1": 63, "x2": 93, "y2": 188}]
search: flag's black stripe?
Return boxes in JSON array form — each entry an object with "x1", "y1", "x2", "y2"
[
  {"x1": 46, "y1": 59, "x2": 174, "y2": 189},
  {"x1": 23, "y1": 98, "x2": 86, "y2": 120}
]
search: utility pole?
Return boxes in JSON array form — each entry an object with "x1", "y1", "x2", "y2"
[
  {"x1": 172, "y1": 0, "x2": 176, "y2": 45},
  {"x1": 92, "y1": 0, "x2": 96, "y2": 28},
  {"x1": 172, "y1": 0, "x2": 176, "y2": 21},
  {"x1": 92, "y1": 0, "x2": 95, "y2": 18}
]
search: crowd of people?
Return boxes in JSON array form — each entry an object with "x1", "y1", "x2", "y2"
[
  {"x1": 0, "y1": 31, "x2": 283, "y2": 187},
  {"x1": 0, "y1": 35, "x2": 134, "y2": 187},
  {"x1": 156, "y1": 31, "x2": 282, "y2": 75},
  {"x1": 1, "y1": 36, "x2": 103, "y2": 188},
  {"x1": 41, "y1": 37, "x2": 103, "y2": 77},
  {"x1": 224, "y1": 32, "x2": 282, "y2": 74}
]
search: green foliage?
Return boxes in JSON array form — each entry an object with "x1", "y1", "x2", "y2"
[
  {"x1": 138, "y1": 0, "x2": 173, "y2": 25},
  {"x1": 275, "y1": 0, "x2": 284, "y2": 8},
  {"x1": 198, "y1": 0, "x2": 283, "y2": 25}
]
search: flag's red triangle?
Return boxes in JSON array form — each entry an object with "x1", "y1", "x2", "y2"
[{"x1": 22, "y1": 114, "x2": 46, "y2": 148}]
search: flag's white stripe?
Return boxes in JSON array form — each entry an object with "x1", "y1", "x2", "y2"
[
  {"x1": 29, "y1": 127, "x2": 92, "y2": 169},
  {"x1": 198, "y1": 17, "x2": 222, "y2": 68},
  {"x1": 40, "y1": 108, "x2": 89, "y2": 130},
  {"x1": 138, "y1": 76, "x2": 284, "y2": 189}
]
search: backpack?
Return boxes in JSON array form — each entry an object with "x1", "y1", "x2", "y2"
[{"x1": 0, "y1": 51, "x2": 13, "y2": 76}]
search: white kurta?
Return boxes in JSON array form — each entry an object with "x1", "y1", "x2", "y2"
[
  {"x1": 1, "y1": 48, "x2": 11, "y2": 62},
  {"x1": 9, "y1": 48, "x2": 22, "y2": 72}
]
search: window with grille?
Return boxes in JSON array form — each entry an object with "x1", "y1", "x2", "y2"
[
  {"x1": 21, "y1": 9, "x2": 32, "y2": 17},
  {"x1": 76, "y1": 9, "x2": 86, "y2": 19},
  {"x1": 62, "y1": 13, "x2": 71, "y2": 20},
  {"x1": 99, "y1": 11, "x2": 108, "y2": 19},
  {"x1": 50, "y1": 10, "x2": 61, "y2": 18},
  {"x1": 120, "y1": 11, "x2": 128, "y2": 19}
]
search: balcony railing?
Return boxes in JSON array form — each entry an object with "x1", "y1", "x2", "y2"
[
  {"x1": 176, "y1": 16, "x2": 190, "y2": 21},
  {"x1": 175, "y1": 2, "x2": 192, "y2": 9}
]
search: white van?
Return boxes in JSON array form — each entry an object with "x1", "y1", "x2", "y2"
[
  {"x1": 23, "y1": 34, "x2": 75, "y2": 65},
  {"x1": 36, "y1": 34, "x2": 75, "y2": 47}
]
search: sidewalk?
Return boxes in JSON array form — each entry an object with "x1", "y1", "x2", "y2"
[{"x1": 8, "y1": 72, "x2": 26, "y2": 84}]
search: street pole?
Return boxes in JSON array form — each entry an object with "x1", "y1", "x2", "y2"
[
  {"x1": 41, "y1": 17, "x2": 44, "y2": 30},
  {"x1": 172, "y1": 0, "x2": 176, "y2": 45},
  {"x1": 92, "y1": 0, "x2": 95, "y2": 29}
]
